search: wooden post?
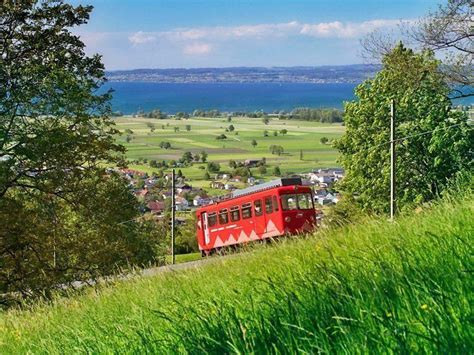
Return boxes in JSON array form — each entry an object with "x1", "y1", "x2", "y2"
[
  {"x1": 171, "y1": 168, "x2": 176, "y2": 264},
  {"x1": 390, "y1": 100, "x2": 396, "y2": 221}
]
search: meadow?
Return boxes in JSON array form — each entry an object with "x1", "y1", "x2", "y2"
[
  {"x1": 114, "y1": 115, "x2": 344, "y2": 188},
  {"x1": 0, "y1": 194, "x2": 471, "y2": 353}
]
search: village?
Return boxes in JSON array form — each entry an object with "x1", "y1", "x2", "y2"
[{"x1": 109, "y1": 161, "x2": 345, "y2": 218}]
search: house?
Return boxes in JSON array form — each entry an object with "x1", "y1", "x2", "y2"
[
  {"x1": 176, "y1": 183, "x2": 192, "y2": 194},
  {"x1": 146, "y1": 200, "x2": 165, "y2": 215},
  {"x1": 175, "y1": 196, "x2": 190, "y2": 211},
  {"x1": 135, "y1": 189, "x2": 149, "y2": 199},
  {"x1": 210, "y1": 181, "x2": 225, "y2": 189},
  {"x1": 244, "y1": 159, "x2": 261, "y2": 167},
  {"x1": 193, "y1": 195, "x2": 211, "y2": 207},
  {"x1": 232, "y1": 176, "x2": 242, "y2": 183}
]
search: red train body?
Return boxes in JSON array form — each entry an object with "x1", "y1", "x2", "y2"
[{"x1": 195, "y1": 178, "x2": 317, "y2": 255}]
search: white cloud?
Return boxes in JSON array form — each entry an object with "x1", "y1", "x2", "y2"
[
  {"x1": 300, "y1": 19, "x2": 402, "y2": 38},
  {"x1": 128, "y1": 31, "x2": 156, "y2": 45},
  {"x1": 183, "y1": 42, "x2": 212, "y2": 55},
  {"x1": 151, "y1": 19, "x2": 405, "y2": 42}
]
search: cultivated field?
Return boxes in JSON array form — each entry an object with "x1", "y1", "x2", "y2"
[
  {"x1": 0, "y1": 195, "x2": 471, "y2": 352},
  {"x1": 114, "y1": 115, "x2": 344, "y2": 188}
]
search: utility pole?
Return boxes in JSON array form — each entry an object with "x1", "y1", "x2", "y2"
[
  {"x1": 390, "y1": 100, "x2": 396, "y2": 221},
  {"x1": 171, "y1": 168, "x2": 176, "y2": 264}
]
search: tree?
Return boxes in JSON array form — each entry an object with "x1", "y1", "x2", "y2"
[
  {"x1": 334, "y1": 43, "x2": 472, "y2": 214},
  {"x1": 185, "y1": 124, "x2": 191, "y2": 131},
  {"x1": 228, "y1": 124, "x2": 235, "y2": 132},
  {"x1": 146, "y1": 122, "x2": 156, "y2": 132},
  {"x1": 251, "y1": 139, "x2": 258, "y2": 148},
  {"x1": 159, "y1": 141, "x2": 171, "y2": 149},
  {"x1": 273, "y1": 131, "x2": 278, "y2": 136},
  {"x1": 174, "y1": 126, "x2": 179, "y2": 133},
  {"x1": 207, "y1": 162, "x2": 220, "y2": 173},
  {"x1": 258, "y1": 166, "x2": 267, "y2": 175},
  {"x1": 229, "y1": 160, "x2": 237, "y2": 169},
  {"x1": 181, "y1": 151, "x2": 193, "y2": 164},
  {"x1": 216, "y1": 134, "x2": 227, "y2": 140},
  {"x1": 200, "y1": 151, "x2": 208, "y2": 163},
  {"x1": 361, "y1": 0, "x2": 473, "y2": 99},
  {"x1": 411, "y1": 0, "x2": 473, "y2": 98},
  {"x1": 320, "y1": 137, "x2": 329, "y2": 144},
  {"x1": 299, "y1": 149, "x2": 303, "y2": 161},
  {"x1": 273, "y1": 166, "x2": 281, "y2": 176},
  {"x1": 263, "y1": 130, "x2": 269, "y2": 137},
  {"x1": 204, "y1": 171, "x2": 211, "y2": 180},
  {"x1": 0, "y1": 1, "x2": 124, "y2": 200},
  {"x1": 262, "y1": 117, "x2": 270, "y2": 125},
  {"x1": 280, "y1": 129, "x2": 288, "y2": 135}
]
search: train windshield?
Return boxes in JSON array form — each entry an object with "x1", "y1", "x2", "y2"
[{"x1": 281, "y1": 193, "x2": 313, "y2": 210}]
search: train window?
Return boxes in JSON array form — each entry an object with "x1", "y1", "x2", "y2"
[
  {"x1": 281, "y1": 194, "x2": 297, "y2": 210},
  {"x1": 254, "y1": 200, "x2": 263, "y2": 216},
  {"x1": 219, "y1": 209, "x2": 229, "y2": 224},
  {"x1": 297, "y1": 193, "x2": 313, "y2": 210},
  {"x1": 273, "y1": 195, "x2": 279, "y2": 211},
  {"x1": 242, "y1": 203, "x2": 252, "y2": 219},
  {"x1": 230, "y1": 206, "x2": 240, "y2": 222},
  {"x1": 208, "y1": 212, "x2": 217, "y2": 227},
  {"x1": 265, "y1": 197, "x2": 273, "y2": 214}
]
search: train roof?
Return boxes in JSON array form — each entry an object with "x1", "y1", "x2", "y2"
[
  {"x1": 199, "y1": 177, "x2": 305, "y2": 209},
  {"x1": 231, "y1": 177, "x2": 302, "y2": 198}
]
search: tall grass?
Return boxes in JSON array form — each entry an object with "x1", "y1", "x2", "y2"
[{"x1": 0, "y1": 195, "x2": 472, "y2": 353}]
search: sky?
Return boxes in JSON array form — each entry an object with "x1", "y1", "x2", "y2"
[{"x1": 70, "y1": 0, "x2": 441, "y2": 70}]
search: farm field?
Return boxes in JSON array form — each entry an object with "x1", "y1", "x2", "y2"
[
  {"x1": 114, "y1": 115, "x2": 344, "y2": 187},
  {"x1": 0, "y1": 194, "x2": 471, "y2": 353}
]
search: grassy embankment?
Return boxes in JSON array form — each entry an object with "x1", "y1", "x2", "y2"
[
  {"x1": 0, "y1": 195, "x2": 472, "y2": 353},
  {"x1": 114, "y1": 116, "x2": 343, "y2": 191}
]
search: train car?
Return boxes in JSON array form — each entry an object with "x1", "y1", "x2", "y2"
[{"x1": 195, "y1": 177, "x2": 317, "y2": 256}]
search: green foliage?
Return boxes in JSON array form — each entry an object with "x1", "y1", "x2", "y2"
[
  {"x1": 320, "y1": 136, "x2": 329, "y2": 144},
  {"x1": 200, "y1": 151, "x2": 208, "y2": 163},
  {"x1": 0, "y1": 2, "x2": 167, "y2": 303},
  {"x1": 251, "y1": 139, "x2": 258, "y2": 148},
  {"x1": 335, "y1": 44, "x2": 473, "y2": 213},
  {"x1": 216, "y1": 134, "x2": 227, "y2": 140},
  {"x1": 269, "y1": 145, "x2": 284, "y2": 156},
  {"x1": 289, "y1": 107, "x2": 343, "y2": 122},
  {"x1": 273, "y1": 166, "x2": 281, "y2": 176},
  {"x1": 258, "y1": 165, "x2": 267, "y2": 175},
  {"x1": 0, "y1": 172, "x2": 166, "y2": 304},
  {"x1": 159, "y1": 141, "x2": 171, "y2": 149},
  {"x1": 144, "y1": 108, "x2": 167, "y2": 119},
  {"x1": 206, "y1": 162, "x2": 220, "y2": 173},
  {"x1": 1, "y1": 196, "x2": 471, "y2": 352}
]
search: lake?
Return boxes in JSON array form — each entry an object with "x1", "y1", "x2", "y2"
[{"x1": 104, "y1": 82, "x2": 358, "y2": 114}]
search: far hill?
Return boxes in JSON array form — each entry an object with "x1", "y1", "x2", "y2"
[{"x1": 106, "y1": 64, "x2": 381, "y2": 84}]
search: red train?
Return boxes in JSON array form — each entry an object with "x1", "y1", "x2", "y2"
[{"x1": 196, "y1": 178, "x2": 317, "y2": 256}]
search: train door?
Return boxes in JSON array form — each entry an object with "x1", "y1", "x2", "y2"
[
  {"x1": 253, "y1": 199, "x2": 266, "y2": 236},
  {"x1": 201, "y1": 212, "x2": 210, "y2": 245}
]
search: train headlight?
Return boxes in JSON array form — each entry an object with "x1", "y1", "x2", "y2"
[{"x1": 285, "y1": 216, "x2": 291, "y2": 223}]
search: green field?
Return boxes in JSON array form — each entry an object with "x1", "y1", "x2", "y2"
[
  {"x1": 114, "y1": 115, "x2": 344, "y2": 185},
  {"x1": 1, "y1": 194, "x2": 471, "y2": 353}
]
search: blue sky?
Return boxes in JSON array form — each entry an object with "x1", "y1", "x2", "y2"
[{"x1": 71, "y1": 0, "x2": 440, "y2": 70}]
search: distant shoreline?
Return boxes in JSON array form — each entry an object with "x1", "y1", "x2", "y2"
[{"x1": 105, "y1": 64, "x2": 380, "y2": 84}]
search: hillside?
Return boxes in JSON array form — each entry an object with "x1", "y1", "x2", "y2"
[{"x1": 0, "y1": 195, "x2": 472, "y2": 353}]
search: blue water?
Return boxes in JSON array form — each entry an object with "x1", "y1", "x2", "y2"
[{"x1": 104, "y1": 82, "x2": 358, "y2": 114}]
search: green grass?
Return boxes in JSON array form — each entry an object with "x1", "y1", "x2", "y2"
[
  {"x1": 115, "y1": 116, "x2": 344, "y2": 181},
  {"x1": 0, "y1": 196, "x2": 472, "y2": 353},
  {"x1": 165, "y1": 252, "x2": 201, "y2": 264}
]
